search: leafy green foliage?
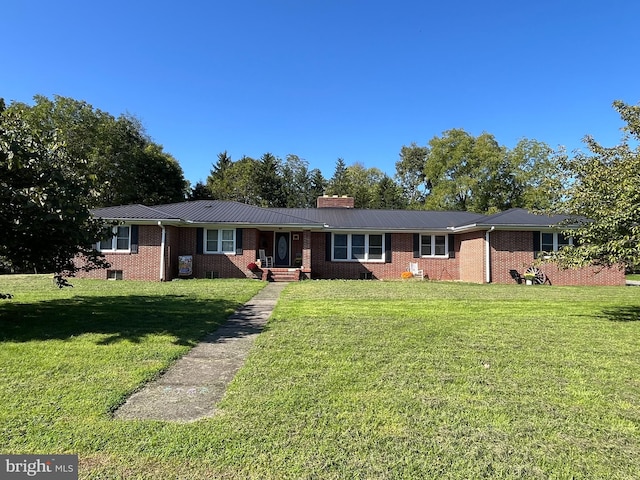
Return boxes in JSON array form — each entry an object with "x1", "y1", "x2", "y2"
[
  {"x1": 395, "y1": 142, "x2": 429, "y2": 206},
  {"x1": 396, "y1": 131, "x2": 562, "y2": 213},
  {"x1": 207, "y1": 154, "x2": 261, "y2": 203},
  {"x1": 327, "y1": 159, "x2": 404, "y2": 209},
  {"x1": 280, "y1": 154, "x2": 326, "y2": 208},
  {"x1": 4, "y1": 95, "x2": 188, "y2": 207},
  {"x1": 423, "y1": 129, "x2": 507, "y2": 212},
  {"x1": 0, "y1": 107, "x2": 107, "y2": 275},
  {"x1": 345, "y1": 162, "x2": 384, "y2": 208},
  {"x1": 206, "y1": 152, "x2": 327, "y2": 208},
  {"x1": 551, "y1": 100, "x2": 640, "y2": 270},
  {"x1": 372, "y1": 174, "x2": 407, "y2": 209},
  {"x1": 189, "y1": 180, "x2": 214, "y2": 200},
  {"x1": 507, "y1": 138, "x2": 564, "y2": 211}
]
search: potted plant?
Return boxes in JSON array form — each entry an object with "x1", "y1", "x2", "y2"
[
  {"x1": 247, "y1": 262, "x2": 262, "y2": 279},
  {"x1": 523, "y1": 272, "x2": 536, "y2": 285}
]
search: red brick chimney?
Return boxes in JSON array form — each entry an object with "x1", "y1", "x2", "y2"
[{"x1": 316, "y1": 195, "x2": 355, "y2": 208}]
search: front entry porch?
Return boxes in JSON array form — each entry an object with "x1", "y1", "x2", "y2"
[{"x1": 256, "y1": 229, "x2": 311, "y2": 280}]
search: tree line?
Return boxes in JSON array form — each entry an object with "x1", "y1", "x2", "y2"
[
  {"x1": 0, "y1": 94, "x2": 564, "y2": 213},
  {"x1": 196, "y1": 131, "x2": 564, "y2": 212},
  {"x1": 196, "y1": 154, "x2": 407, "y2": 209}
]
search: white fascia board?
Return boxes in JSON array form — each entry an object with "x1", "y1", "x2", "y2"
[
  {"x1": 94, "y1": 217, "x2": 184, "y2": 225},
  {"x1": 450, "y1": 223, "x2": 576, "y2": 233}
]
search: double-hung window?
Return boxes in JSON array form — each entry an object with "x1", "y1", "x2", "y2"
[
  {"x1": 205, "y1": 228, "x2": 235, "y2": 254},
  {"x1": 333, "y1": 233, "x2": 384, "y2": 261},
  {"x1": 99, "y1": 226, "x2": 131, "y2": 252},
  {"x1": 541, "y1": 232, "x2": 572, "y2": 254},
  {"x1": 420, "y1": 234, "x2": 448, "y2": 257}
]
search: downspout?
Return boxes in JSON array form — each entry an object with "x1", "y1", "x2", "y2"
[
  {"x1": 159, "y1": 221, "x2": 166, "y2": 281},
  {"x1": 485, "y1": 226, "x2": 495, "y2": 284}
]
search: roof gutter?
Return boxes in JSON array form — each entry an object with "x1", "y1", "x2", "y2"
[{"x1": 159, "y1": 221, "x2": 166, "y2": 281}]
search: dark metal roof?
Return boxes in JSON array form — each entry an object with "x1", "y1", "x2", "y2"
[
  {"x1": 470, "y1": 208, "x2": 574, "y2": 228},
  {"x1": 271, "y1": 208, "x2": 485, "y2": 230},
  {"x1": 92, "y1": 201, "x2": 325, "y2": 226},
  {"x1": 91, "y1": 204, "x2": 182, "y2": 220},
  {"x1": 91, "y1": 202, "x2": 571, "y2": 231}
]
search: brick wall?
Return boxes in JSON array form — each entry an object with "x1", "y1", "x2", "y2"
[
  {"x1": 78, "y1": 224, "x2": 163, "y2": 281},
  {"x1": 490, "y1": 230, "x2": 625, "y2": 286},
  {"x1": 302, "y1": 230, "x2": 312, "y2": 276},
  {"x1": 310, "y1": 232, "x2": 460, "y2": 281},
  {"x1": 79, "y1": 226, "x2": 266, "y2": 281},
  {"x1": 458, "y1": 231, "x2": 485, "y2": 283},
  {"x1": 177, "y1": 227, "x2": 261, "y2": 280},
  {"x1": 78, "y1": 225, "x2": 626, "y2": 286}
]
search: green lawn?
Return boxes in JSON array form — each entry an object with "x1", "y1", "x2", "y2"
[{"x1": 1, "y1": 277, "x2": 639, "y2": 479}]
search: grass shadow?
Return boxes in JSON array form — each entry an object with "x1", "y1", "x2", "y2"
[
  {"x1": 600, "y1": 305, "x2": 640, "y2": 322},
  {"x1": 0, "y1": 295, "x2": 244, "y2": 346}
]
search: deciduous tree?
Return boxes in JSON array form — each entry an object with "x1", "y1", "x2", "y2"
[
  {"x1": 5, "y1": 95, "x2": 188, "y2": 207},
  {"x1": 399, "y1": 130, "x2": 560, "y2": 213},
  {"x1": 550, "y1": 100, "x2": 640, "y2": 270},
  {"x1": 0, "y1": 102, "x2": 107, "y2": 277},
  {"x1": 424, "y1": 129, "x2": 506, "y2": 212},
  {"x1": 346, "y1": 162, "x2": 384, "y2": 208},
  {"x1": 395, "y1": 143, "x2": 429, "y2": 208},
  {"x1": 507, "y1": 138, "x2": 564, "y2": 211}
]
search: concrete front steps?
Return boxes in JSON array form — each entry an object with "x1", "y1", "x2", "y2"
[{"x1": 261, "y1": 268, "x2": 303, "y2": 282}]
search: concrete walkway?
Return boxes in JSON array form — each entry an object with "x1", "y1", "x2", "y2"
[{"x1": 113, "y1": 282, "x2": 287, "y2": 422}]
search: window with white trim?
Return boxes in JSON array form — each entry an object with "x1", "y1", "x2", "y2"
[
  {"x1": 333, "y1": 233, "x2": 385, "y2": 262},
  {"x1": 541, "y1": 232, "x2": 572, "y2": 253},
  {"x1": 204, "y1": 228, "x2": 236, "y2": 254},
  {"x1": 99, "y1": 226, "x2": 131, "y2": 252},
  {"x1": 420, "y1": 234, "x2": 448, "y2": 257}
]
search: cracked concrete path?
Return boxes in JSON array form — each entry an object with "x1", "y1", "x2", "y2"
[{"x1": 113, "y1": 282, "x2": 287, "y2": 422}]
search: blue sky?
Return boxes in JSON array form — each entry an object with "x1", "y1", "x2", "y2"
[{"x1": 3, "y1": 0, "x2": 639, "y2": 186}]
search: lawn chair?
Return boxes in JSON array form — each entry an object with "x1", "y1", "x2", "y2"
[
  {"x1": 409, "y1": 262, "x2": 424, "y2": 280},
  {"x1": 509, "y1": 269, "x2": 523, "y2": 284},
  {"x1": 259, "y1": 249, "x2": 273, "y2": 268}
]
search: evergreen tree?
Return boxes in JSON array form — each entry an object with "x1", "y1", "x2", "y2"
[
  {"x1": 372, "y1": 175, "x2": 407, "y2": 209},
  {"x1": 256, "y1": 152, "x2": 284, "y2": 207},
  {"x1": 308, "y1": 168, "x2": 327, "y2": 207},
  {"x1": 189, "y1": 181, "x2": 214, "y2": 200},
  {"x1": 327, "y1": 158, "x2": 352, "y2": 196},
  {"x1": 206, "y1": 151, "x2": 234, "y2": 200}
]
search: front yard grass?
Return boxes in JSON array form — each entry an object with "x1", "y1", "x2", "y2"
[{"x1": 1, "y1": 276, "x2": 639, "y2": 479}]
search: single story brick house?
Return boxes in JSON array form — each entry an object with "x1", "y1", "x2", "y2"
[{"x1": 80, "y1": 195, "x2": 625, "y2": 286}]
